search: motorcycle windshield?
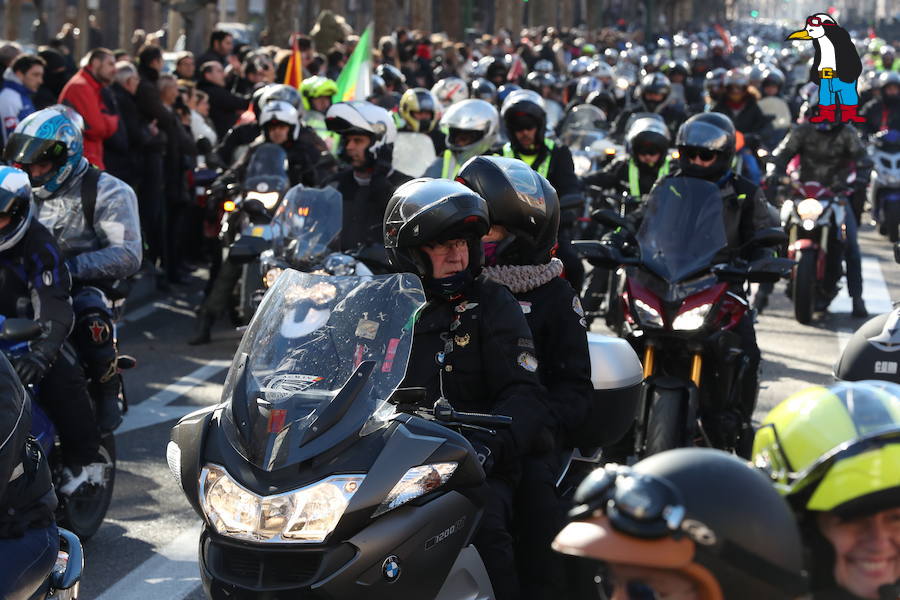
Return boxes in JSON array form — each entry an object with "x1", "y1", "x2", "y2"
[
  {"x1": 637, "y1": 177, "x2": 727, "y2": 283},
  {"x1": 244, "y1": 143, "x2": 290, "y2": 196},
  {"x1": 559, "y1": 105, "x2": 609, "y2": 150},
  {"x1": 221, "y1": 271, "x2": 426, "y2": 471},
  {"x1": 273, "y1": 187, "x2": 343, "y2": 265}
]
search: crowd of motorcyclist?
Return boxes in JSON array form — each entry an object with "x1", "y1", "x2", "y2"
[{"x1": 0, "y1": 12, "x2": 898, "y2": 600}]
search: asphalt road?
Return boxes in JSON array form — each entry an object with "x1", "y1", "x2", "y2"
[{"x1": 75, "y1": 221, "x2": 897, "y2": 599}]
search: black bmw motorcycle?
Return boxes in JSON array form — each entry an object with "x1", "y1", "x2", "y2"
[{"x1": 168, "y1": 271, "x2": 508, "y2": 599}]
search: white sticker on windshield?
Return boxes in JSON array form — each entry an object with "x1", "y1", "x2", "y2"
[
  {"x1": 280, "y1": 307, "x2": 331, "y2": 338},
  {"x1": 267, "y1": 374, "x2": 324, "y2": 393}
]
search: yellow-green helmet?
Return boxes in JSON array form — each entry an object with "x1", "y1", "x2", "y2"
[
  {"x1": 753, "y1": 380, "x2": 900, "y2": 517},
  {"x1": 299, "y1": 76, "x2": 338, "y2": 111}
]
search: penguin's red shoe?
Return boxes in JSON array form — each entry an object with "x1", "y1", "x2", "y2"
[
  {"x1": 839, "y1": 104, "x2": 866, "y2": 123},
  {"x1": 809, "y1": 104, "x2": 836, "y2": 123}
]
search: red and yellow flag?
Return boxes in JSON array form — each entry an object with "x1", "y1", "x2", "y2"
[{"x1": 284, "y1": 33, "x2": 303, "y2": 89}]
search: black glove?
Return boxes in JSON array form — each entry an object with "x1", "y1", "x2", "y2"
[
  {"x1": 372, "y1": 144, "x2": 394, "y2": 178},
  {"x1": 466, "y1": 429, "x2": 506, "y2": 476},
  {"x1": 14, "y1": 350, "x2": 52, "y2": 386}
]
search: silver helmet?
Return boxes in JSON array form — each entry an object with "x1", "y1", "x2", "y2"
[{"x1": 440, "y1": 99, "x2": 500, "y2": 164}]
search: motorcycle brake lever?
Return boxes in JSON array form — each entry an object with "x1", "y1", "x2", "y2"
[{"x1": 446, "y1": 422, "x2": 497, "y2": 436}]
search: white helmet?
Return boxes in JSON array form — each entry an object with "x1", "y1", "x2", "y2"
[
  {"x1": 259, "y1": 100, "x2": 300, "y2": 139},
  {"x1": 431, "y1": 77, "x2": 470, "y2": 109},
  {"x1": 0, "y1": 166, "x2": 33, "y2": 253},
  {"x1": 440, "y1": 99, "x2": 500, "y2": 164},
  {"x1": 325, "y1": 101, "x2": 397, "y2": 166}
]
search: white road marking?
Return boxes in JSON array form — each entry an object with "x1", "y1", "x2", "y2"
[
  {"x1": 831, "y1": 256, "x2": 894, "y2": 315},
  {"x1": 120, "y1": 301, "x2": 197, "y2": 329},
  {"x1": 117, "y1": 360, "x2": 231, "y2": 434},
  {"x1": 93, "y1": 523, "x2": 203, "y2": 600}
]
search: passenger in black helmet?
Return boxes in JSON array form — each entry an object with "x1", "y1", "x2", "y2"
[
  {"x1": 384, "y1": 177, "x2": 549, "y2": 600},
  {"x1": 500, "y1": 90, "x2": 584, "y2": 292},
  {"x1": 457, "y1": 156, "x2": 593, "y2": 600},
  {"x1": 553, "y1": 447, "x2": 808, "y2": 600}
]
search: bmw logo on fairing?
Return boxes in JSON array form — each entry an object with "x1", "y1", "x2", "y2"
[{"x1": 382, "y1": 555, "x2": 401, "y2": 582}]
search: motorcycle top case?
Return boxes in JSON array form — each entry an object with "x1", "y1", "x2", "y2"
[{"x1": 568, "y1": 332, "x2": 643, "y2": 448}]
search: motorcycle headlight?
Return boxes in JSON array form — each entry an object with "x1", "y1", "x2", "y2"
[
  {"x1": 263, "y1": 267, "x2": 284, "y2": 288},
  {"x1": 246, "y1": 191, "x2": 281, "y2": 209},
  {"x1": 372, "y1": 463, "x2": 458, "y2": 518},
  {"x1": 802, "y1": 219, "x2": 816, "y2": 231},
  {"x1": 633, "y1": 298, "x2": 664, "y2": 328},
  {"x1": 672, "y1": 303, "x2": 713, "y2": 331},
  {"x1": 200, "y1": 464, "x2": 364, "y2": 543},
  {"x1": 796, "y1": 198, "x2": 824, "y2": 220},
  {"x1": 572, "y1": 154, "x2": 593, "y2": 176},
  {"x1": 166, "y1": 441, "x2": 182, "y2": 489}
]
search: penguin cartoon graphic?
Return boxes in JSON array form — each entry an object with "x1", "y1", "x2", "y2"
[{"x1": 787, "y1": 13, "x2": 864, "y2": 123}]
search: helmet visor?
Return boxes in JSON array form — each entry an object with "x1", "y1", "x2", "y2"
[
  {"x1": 2, "y1": 133, "x2": 67, "y2": 167},
  {"x1": 806, "y1": 433, "x2": 900, "y2": 515}
]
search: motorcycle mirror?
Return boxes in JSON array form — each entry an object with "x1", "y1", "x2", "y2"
[
  {"x1": 572, "y1": 240, "x2": 622, "y2": 266},
  {"x1": 388, "y1": 387, "x2": 427, "y2": 407},
  {"x1": 0, "y1": 318, "x2": 42, "y2": 342},
  {"x1": 894, "y1": 242, "x2": 900, "y2": 264},
  {"x1": 746, "y1": 256, "x2": 795, "y2": 283},
  {"x1": 591, "y1": 208, "x2": 630, "y2": 231},
  {"x1": 228, "y1": 236, "x2": 270, "y2": 264},
  {"x1": 744, "y1": 227, "x2": 787, "y2": 250}
]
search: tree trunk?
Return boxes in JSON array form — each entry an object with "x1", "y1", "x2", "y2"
[
  {"x1": 266, "y1": 0, "x2": 295, "y2": 48},
  {"x1": 4, "y1": 0, "x2": 21, "y2": 41},
  {"x1": 374, "y1": 0, "x2": 391, "y2": 38},
  {"x1": 410, "y1": 0, "x2": 430, "y2": 32},
  {"x1": 118, "y1": 0, "x2": 133, "y2": 52},
  {"x1": 75, "y1": 0, "x2": 89, "y2": 61},
  {"x1": 236, "y1": 0, "x2": 249, "y2": 22},
  {"x1": 439, "y1": 1, "x2": 461, "y2": 38}
]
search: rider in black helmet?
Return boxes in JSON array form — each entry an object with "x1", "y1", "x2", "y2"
[
  {"x1": 457, "y1": 156, "x2": 595, "y2": 600},
  {"x1": 665, "y1": 112, "x2": 777, "y2": 441},
  {"x1": 384, "y1": 177, "x2": 549, "y2": 600}
]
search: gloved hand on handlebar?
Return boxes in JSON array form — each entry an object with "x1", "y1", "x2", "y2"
[
  {"x1": 13, "y1": 349, "x2": 52, "y2": 386},
  {"x1": 466, "y1": 430, "x2": 502, "y2": 475}
]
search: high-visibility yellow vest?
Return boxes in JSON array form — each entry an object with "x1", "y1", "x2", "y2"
[
  {"x1": 502, "y1": 139, "x2": 555, "y2": 178},
  {"x1": 628, "y1": 156, "x2": 670, "y2": 197}
]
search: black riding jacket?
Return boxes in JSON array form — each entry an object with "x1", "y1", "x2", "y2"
[
  {"x1": 0, "y1": 220, "x2": 74, "y2": 359},
  {"x1": 402, "y1": 277, "x2": 549, "y2": 465}
]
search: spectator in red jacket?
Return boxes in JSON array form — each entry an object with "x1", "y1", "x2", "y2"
[{"x1": 58, "y1": 48, "x2": 118, "y2": 169}]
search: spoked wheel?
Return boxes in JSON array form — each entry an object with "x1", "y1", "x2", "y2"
[{"x1": 59, "y1": 433, "x2": 116, "y2": 541}]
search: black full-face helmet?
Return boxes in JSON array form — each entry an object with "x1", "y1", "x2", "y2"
[
  {"x1": 456, "y1": 156, "x2": 560, "y2": 265},
  {"x1": 384, "y1": 178, "x2": 490, "y2": 284},
  {"x1": 675, "y1": 112, "x2": 736, "y2": 181}
]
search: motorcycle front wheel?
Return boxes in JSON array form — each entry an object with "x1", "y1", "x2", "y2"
[
  {"x1": 644, "y1": 388, "x2": 687, "y2": 457},
  {"x1": 792, "y1": 250, "x2": 817, "y2": 324}
]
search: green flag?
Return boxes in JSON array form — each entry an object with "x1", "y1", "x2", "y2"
[{"x1": 335, "y1": 24, "x2": 374, "y2": 102}]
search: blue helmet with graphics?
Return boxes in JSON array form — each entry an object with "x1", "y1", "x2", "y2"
[
  {"x1": 0, "y1": 166, "x2": 33, "y2": 252},
  {"x1": 2, "y1": 107, "x2": 84, "y2": 198}
]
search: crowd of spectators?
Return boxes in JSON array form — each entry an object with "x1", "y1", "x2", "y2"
[{"x1": 0, "y1": 14, "x2": 649, "y2": 289}]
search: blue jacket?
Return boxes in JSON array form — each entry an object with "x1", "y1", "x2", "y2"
[{"x1": 0, "y1": 70, "x2": 36, "y2": 143}]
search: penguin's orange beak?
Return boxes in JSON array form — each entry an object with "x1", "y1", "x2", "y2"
[{"x1": 787, "y1": 29, "x2": 813, "y2": 40}]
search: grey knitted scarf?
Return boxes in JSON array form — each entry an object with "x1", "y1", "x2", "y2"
[{"x1": 482, "y1": 258, "x2": 565, "y2": 294}]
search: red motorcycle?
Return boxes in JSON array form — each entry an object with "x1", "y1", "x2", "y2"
[
  {"x1": 779, "y1": 180, "x2": 852, "y2": 324},
  {"x1": 576, "y1": 177, "x2": 791, "y2": 458}
]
